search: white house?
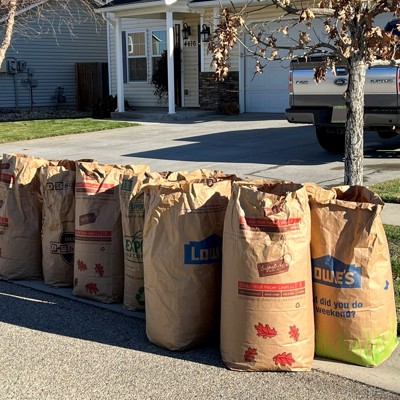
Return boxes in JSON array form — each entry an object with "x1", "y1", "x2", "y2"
[
  {"x1": 99, "y1": 0, "x2": 394, "y2": 115},
  {"x1": 100, "y1": 0, "x2": 289, "y2": 115}
]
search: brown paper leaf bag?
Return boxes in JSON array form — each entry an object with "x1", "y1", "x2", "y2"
[
  {"x1": 310, "y1": 185, "x2": 398, "y2": 366},
  {"x1": 0, "y1": 153, "x2": 50, "y2": 280},
  {"x1": 119, "y1": 171, "x2": 163, "y2": 311},
  {"x1": 40, "y1": 164, "x2": 76, "y2": 287},
  {"x1": 221, "y1": 181, "x2": 314, "y2": 371},
  {"x1": 143, "y1": 178, "x2": 232, "y2": 350},
  {"x1": 73, "y1": 162, "x2": 148, "y2": 303}
]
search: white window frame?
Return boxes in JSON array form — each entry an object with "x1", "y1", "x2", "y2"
[{"x1": 126, "y1": 30, "x2": 148, "y2": 82}]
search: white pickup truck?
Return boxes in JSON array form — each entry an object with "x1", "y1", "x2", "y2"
[{"x1": 285, "y1": 19, "x2": 400, "y2": 152}]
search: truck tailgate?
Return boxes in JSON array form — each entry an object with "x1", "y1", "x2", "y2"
[{"x1": 291, "y1": 65, "x2": 399, "y2": 108}]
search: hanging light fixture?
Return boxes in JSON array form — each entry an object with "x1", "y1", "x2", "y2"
[
  {"x1": 200, "y1": 24, "x2": 211, "y2": 42},
  {"x1": 182, "y1": 23, "x2": 191, "y2": 40}
]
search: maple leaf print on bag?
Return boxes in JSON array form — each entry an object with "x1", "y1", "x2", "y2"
[
  {"x1": 254, "y1": 323, "x2": 277, "y2": 339},
  {"x1": 289, "y1": 325, "x2": 300, "y2": 342},
  {"x1": 273, "y1": 352, "x2": 295, "y2": 366},
  {"x1": 77, "y1": 260, "x2": 87, "y2": 271},
  {"x1": 244, "y1": 347, "x2": 258, "y2": 362},
  {"x1": 85, "y1": 282, "x2": 99, "y2": 295},
  {"x1": 95, "y1": 263, "x2": 104, "y2": 277}
]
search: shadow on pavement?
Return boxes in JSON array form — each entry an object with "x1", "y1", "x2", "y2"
[
  {"x1": 123, "y1": 126, "x2": 399, "y2": 166},
  {"x1": 0, "y1": 281, "x2": 224, "y2": 369}
]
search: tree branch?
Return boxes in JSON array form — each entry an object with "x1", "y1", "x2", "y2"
[{"x1": 0, "y1": 0, "x2": 17, "y2": 66}]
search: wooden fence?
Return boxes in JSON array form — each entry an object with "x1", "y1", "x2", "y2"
[{"x1": 75, "y1": 63, "x2": 108, "y2": 111}]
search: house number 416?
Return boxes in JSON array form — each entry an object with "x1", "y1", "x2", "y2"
[{"x1": 184, "y1": 40, "x2": 197, "y2": 47}]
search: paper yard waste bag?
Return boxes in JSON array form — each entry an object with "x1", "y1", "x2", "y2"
[
  {"x1": 120, "y1": 170, "x2": 231, "y2": 311},
  {"x1": 73, "y1": 162, "x2": 148, "y2": 303},
  {"x1": 0, "y1": 153, "x2": 50, "y2": 280},
  {"x1": 39, "y1": 164, "x2": 76, "y2": 287},
  {"x1": 221, "y1": 181, "x2": 314, "y2": 371},
  {"x1": 310, "y1": 185, "x2": 398, "y2": 367},
  {"x1": 119, "y1": 171, "x2": 163, "y2": 311},
  {"x1": 143, "y1": 178, "x2": 232, "y2": 350}
]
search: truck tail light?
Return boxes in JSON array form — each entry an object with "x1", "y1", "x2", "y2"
[{"x1": 289, "y1": 70, "x2": 293, "y2": 94}]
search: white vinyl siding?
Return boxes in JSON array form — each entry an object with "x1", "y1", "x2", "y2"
[{"x1": 181, "y1": 14, "x2": 200, "y2": 107}]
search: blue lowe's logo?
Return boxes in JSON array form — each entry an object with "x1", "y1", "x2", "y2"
[
  {"x1": 312, "y1": 255, "x2": 362, "y2": 289},
  {"x1": 184, "y1": 234, "x2": 222, "y2": 265}
]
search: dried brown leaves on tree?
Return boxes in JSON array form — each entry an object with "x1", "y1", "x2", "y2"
[
  {"x1": 208, "y1": 0, "x2": 400, "y2": 185},
  {"x1": 209, "y1": 0, "x2": 400, "y2": 82},
  {"x1": 208, "y1": 8, "x2": 244, "y2": 81}
]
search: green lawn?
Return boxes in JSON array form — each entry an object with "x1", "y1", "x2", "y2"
[
  {"x1": 0, "y1": 118, "x2": 137, "y2": 143},
  {"x1": 385, "y1": 224, "x2": 400, "y2": 334},
  {"x1": 369, "y1": 179, "x2": 400, "y2": 203}
]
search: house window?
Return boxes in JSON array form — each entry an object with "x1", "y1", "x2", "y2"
[
  {"x1": 127, "y1": 31, "x2": 147, "y2": 81},
  {"x1": 151, "y1": 30, "x2": 167, "y2": 72}
]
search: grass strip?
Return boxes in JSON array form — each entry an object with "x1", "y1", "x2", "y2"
[
  {"x1": 0, "y1": 118, "x2": 137, "y2": 143},
  {"x1": 370, "y1": 179, "x2": 400, "y2": 204},
  {"x1": 384, "y1": 224, "x2": 400, "y2": 334}
]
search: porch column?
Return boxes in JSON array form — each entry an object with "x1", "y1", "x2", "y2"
[
  {"x1": 166, "y1": 10, "x2": 175, "y2": 114},
  {"x1": 115, "y1": 16, "x2": 125, "y2": 113}
]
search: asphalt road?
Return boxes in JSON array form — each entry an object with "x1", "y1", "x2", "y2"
[
  {"x1": 0, "y1": 280, "x2": 399, "y2": 400},
  {"x1": 0, "y1": 113, "x2": 398, "y2": 186}
]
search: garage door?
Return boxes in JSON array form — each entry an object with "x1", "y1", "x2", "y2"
[
  {"x1": 244, "y1": 56, "x2": 290, "y2": 113},
  {"x1": 244, "y1": 19, "x2": 324, "y2": 113}
]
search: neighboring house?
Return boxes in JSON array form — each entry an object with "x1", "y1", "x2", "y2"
[
  {"x1": 0, "y1": 0, "x2": 108, "y2": 111},
  {"x1": 100, "y1": 0, "x2": 393, "y2": 116}
]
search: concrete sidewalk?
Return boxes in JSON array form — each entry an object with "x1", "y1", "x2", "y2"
[{"x1": 382, "y1": 203, "x2": 400, "y2": 226}]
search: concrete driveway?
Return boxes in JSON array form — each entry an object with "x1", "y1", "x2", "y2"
[{"x1": 0, "y1": 113, "x2": 398, "y2": 186}]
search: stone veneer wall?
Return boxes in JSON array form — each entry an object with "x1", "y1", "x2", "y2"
[{"x1": 199, "y1": 72, "x2": 239, "y2": 110}]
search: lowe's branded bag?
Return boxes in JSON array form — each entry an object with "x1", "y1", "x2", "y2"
[
  {"x1": 221, "y1": 181, "x2": 314, "y2": 371},
  {"x1": 39, "y1": 163, "x2": 76, "y2": 287},
  {"x1": 0, "y1": 153, "x2": 50, "y2": 280},
  {"x1": 73, "y1": 161, "x2": 149, "y2": 303},
  {"x1": 143, "y1": 178, "x2": 232, "y2": 350},
  {"x1": 309, "y1": 185, "x2": 398, "y2": 367}
]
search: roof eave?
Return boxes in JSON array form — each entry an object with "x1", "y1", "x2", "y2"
[
  {"x1": 189, "y1": 0, "x2": 251, "y2": 7},
  {"x1": 97, "y1": 0, "x2": 190, "y2": 14}
]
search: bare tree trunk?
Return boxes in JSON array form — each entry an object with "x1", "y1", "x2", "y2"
[
  {"x1": 0, "y1": 0, "x2": 17, "y2": 68},
  {"x1": 344, "y1": 59, "x2": 366, "y2": 186}
]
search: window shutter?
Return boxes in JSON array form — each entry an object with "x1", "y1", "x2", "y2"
[{"x1": 122, "y1": 31, "x2": 127, "y2": 83}]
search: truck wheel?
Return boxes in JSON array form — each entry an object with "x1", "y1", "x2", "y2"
[
  {"x1": 315, "y1": 127, "x2": 345, "y2": 153},
  {"x1": 377, "y1": 130, "x2": 397, "y2": 139}
]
